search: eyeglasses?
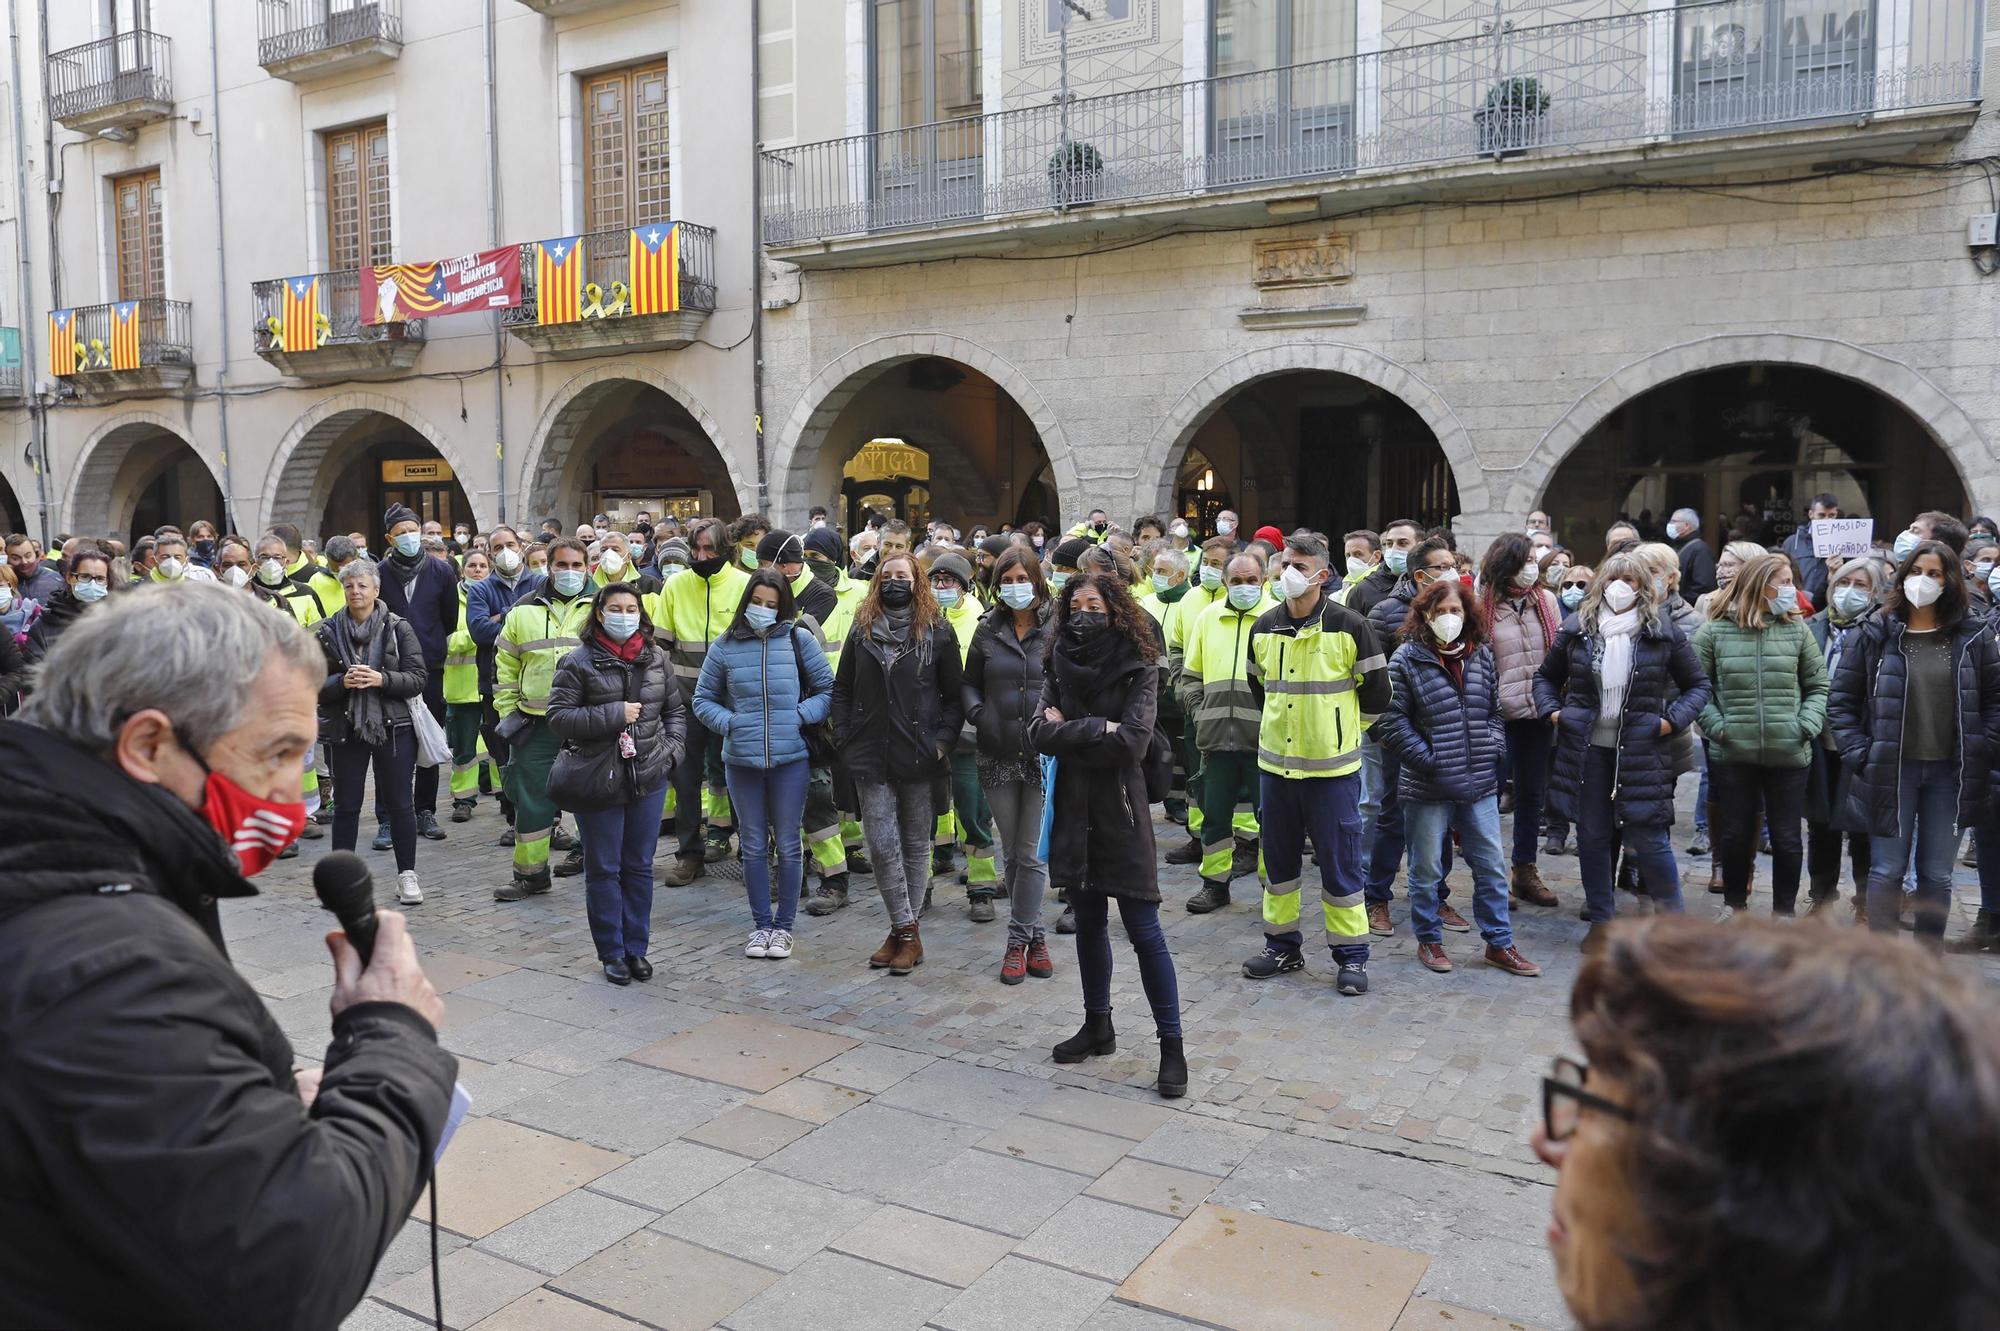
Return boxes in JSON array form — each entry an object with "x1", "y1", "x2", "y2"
[
  {"x1": 1542, "y1": 1056, "x2": 1634, "y2": 1142},
  {"x1": 1562, "y1": 581, "x2": 1590, "y2": 592}
]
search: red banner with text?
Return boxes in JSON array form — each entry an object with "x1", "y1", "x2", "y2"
[{"x1": 362, "y1": 247, "x2": 522, "y2": 324}]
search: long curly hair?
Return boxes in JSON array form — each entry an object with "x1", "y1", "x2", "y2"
[
  {"x1": 1054, "y1": 571, "x2": 1157, "y2": 660},
  {"x1": 1401, "y1": 577, "x2": 1486, "y2": 650},
  {"x1": 852, "y1": 552, "x2": 941, "y2": 637}
]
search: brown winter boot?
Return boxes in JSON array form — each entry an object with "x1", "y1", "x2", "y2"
[
  {"x1": 888, "y1": 921, "x2": 924, "y2": 975},
  {"x1": 1510, "y1": 863, "x2": 1558, "y2": 907},
  {"x1": 869, "y1": 928, "x2": 900, "y2": 969}
]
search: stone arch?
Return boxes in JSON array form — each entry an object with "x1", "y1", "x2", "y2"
[
  {"x1": 516, "y1": 364, "x2": 744, "y2": 523},
  {"x1": 1511, "y1": 333, "x2": 1991, "y2": 518},
  {"x1": 261, "y1": 392, "x2": 486, "y2": 537},
  {"x1": 770, "y1": 333, "x2": 1081, "y2": 527},
  {"x1": 63, "y1": 411, "x2": 220, "y2": 538},
  {"x1": 1142, "y1": 343, "x2": 1490, "y2": 518}
]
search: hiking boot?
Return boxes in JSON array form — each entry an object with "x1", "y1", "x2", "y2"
[
  {"x1": 1243, "y1": 946, "x2": 1304, "y2": 979},
  {"x1": 869, "y1": 928, "x2": 901, "y2": 969},
  {"x1": 553, "y1": 848, "x2": 586, "y2": 878},
  {"x1": 1184, "y1": 881, "x2": 1231, "y2": 914},
  {"x1": 1687, "y1": 829, "x2": 1710, "y2": 857},
  {"x1": 417, "y1": 810, "x2": 447, "y2": 841},
  {"x1": 498, "y1": 828, "x2": 516, "y2": 847},
  {"x1": 804, "y1": 874, "x2": 849, "y2": 916},
  {"x1": 551, "y1": 824, "x2": 578, "y2": 852},
  {"x1": 1542, "y1": 827, "x2": 1569, "y2": 856},
  {"x1": 703, "y1": 829, "x2": 733, "y2": 862},
  {"x1": 1165, "y1": 837, "x2": 1203, "y2": 866},
  {"x1": 1510, "y1": 864, "x2": 1558, "y2": 907},
  {"x1": 1948, "y1": 909, "x2": 1998, "y2": 954},
  {"x1": 846, "y1": 848, "x2": 873, "y2": 876},
  {"x1": 1438, "y1": 903, "x2": 1472, "y2": 933},
  {"x1": 451, "y1": 800, "x2": 475, "y2": 824},
  {"x1": 1417, "y1": 941, "x2": 1452, "y2": 973},
  {"x1": 298, "y1": 819, "x2": 324, "y2": 840},
  {"x1": 1484, "y1": 943, "x2": 1542, "y2": 977},
  {"x1": 277, "y1": 841, "x2": 299, "y2": 859},
  {"x1": 494, "y1": 870, "x2": 550, "y2": 902},
  {"x1": 1230, "y1": 841, "x2": 1262, "y2": 880},
  {"x1": 1336, "y1": 962, "x2": 1369, "y2": 996},
  {"x1": 1052, "y1": 1012, "x2": 1116, "y2": 1063},
  {"x1": 1367, "y1": 902, "x2": 1394, "y2": 936},
  {"x1": 371, "y1": 825, "x2": 392, "y2": 852},
  {"x1": 1157, "y1": 1036, "x2": 1188, "y2": 1100},
  {"x1": 1001, "y1": 942, "x2": 1028, "y2": 985},
  {"x1": 662, "y1": 853, "x2": 702, "y2": 887},
  {"x1": 1055, "y1": 904, "x2": 1075, "y2": 934},
  {"x1": 1026, "y1": 937, "x2": 1054, "y2": 978},
  {"x1": 968, "y1": 893, "x2": 996, "y2": 924},
  {"x1": 313, "y1": 803, "x2": 336, "y2": 826},
  {"x1": 888, "y1": 922, "x2": 924, "y2": 974},
  {"x1": 933, "y1": 847, "x2": 955, "y2": 878}
]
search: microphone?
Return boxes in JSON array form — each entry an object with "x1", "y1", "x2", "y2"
[{"x1": 313, "y1": 851, "x2": 380, "y2": 967}]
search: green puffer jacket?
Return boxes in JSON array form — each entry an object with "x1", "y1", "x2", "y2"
[{"x1": 1692, "y1": 615, "x2": 1830, "y2": 769}]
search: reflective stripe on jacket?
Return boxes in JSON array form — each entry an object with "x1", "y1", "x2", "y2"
[
  {"x1": 1247, "y1": 594, "x2": 1390, "y2": 779},
  {"x1": 1179, "y1": 597, "x2": 1268, "y2": 754},
  {"x1": 495, "y1": 591, "x2": 595, "y2": 717},
  {"x1": 443, "y1": 589, "x2": 479, "y2": 706},
  {"x1": 647, "y1": 565, "x2": 751, "y2": 685}
]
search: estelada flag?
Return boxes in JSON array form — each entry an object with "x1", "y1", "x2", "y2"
[
  {"x1": 110, "y1": 301, "x2": 141, "y2": 371},
  {"x1": 48, "y1": 308, "x2": 76, "y2": 377},
  {"x1": 628, "y1": 223, "x2": 680, "y2": 315},
  {"x1": 535, "y1": 237, "x2": 581, "y2": 325},
  {"x1": 280, "y1": 275, "x2": 319, "y2": 353}
]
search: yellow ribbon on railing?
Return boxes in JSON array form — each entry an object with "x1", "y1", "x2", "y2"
[
  {"x1": 315, "y1": 312, "x2": 331, "y2": 348},
  {"x1": 73, "y1": 342, "x2": 88, "y2": 370},
  {"x1": 602, "y1": 281, "x2": 628, "y2": 317},
  {"x1": 265, "y1": 315, "x2": 283, "y2": 346},
  {"x1": 579, "y1": 280, "x2": 630, "y2": 320},
  {"x1": 87, "y1": 338, "x2": 110, "y2": 369}
]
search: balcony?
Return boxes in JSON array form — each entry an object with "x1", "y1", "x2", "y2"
[
  {"x1": 761, "y1": 0, "x2": 1983, "y2": 265},
  {"x1": 502, "y1": 222, "x2": 717, "y2": 359},
  {"x1": 259, "y1": 0, "x2": 402, "y2": 81},
  {"x1": 52, "y1": 298, "x2": 193, "y2": 399},
  {"x1": 252, "y1": 269, "x2": 425, "y2": 379},
  {"x1": 513, "y1": 0, "x2": 630, "y2": 14},
  {"x1": 47, "y1": 31, "x2": 171, "y2": 133}
]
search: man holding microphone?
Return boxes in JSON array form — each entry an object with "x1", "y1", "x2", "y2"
[{"x1": 0, "y1": 581, "x2": 455, "y2": 1330}]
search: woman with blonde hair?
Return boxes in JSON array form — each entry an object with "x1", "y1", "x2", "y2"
[
  {"x1": 1695, "y1": 540, "x2": 1768, "y2": 621},
  {"x1": 1692, "y1": 553, "x2": 1829, "y2": 921},
  {"x1": 1534, "y1": 552, "x2": 1712, "y2": 949}
]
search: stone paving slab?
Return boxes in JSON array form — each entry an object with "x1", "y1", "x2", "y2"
[
  {"x1": 887, "y1": 1146, "x2": 1092, "y2": 1237},
  {"x1": 976, "y1": 1114, "x2": 1137, "y2": 1176},
  {"x1": 1394, "y1": 1298, "x2": 1550, "y2": 1331},
  {"x1": 468, "y1": 1288, "x2": 642, "y2": 1331},
  {"x1": 1015, "y1": 1195, "x2": 1184, "y2": 1282},
  {"x1": 826, "y1": 1204, "x2": 1018, "y2": 1288},
  {"x1": 585, "y1": 1140, "x2": 750, "y2": 1214},
  {"x1": 552, "y1": 1231, "x2": 778, "y2": 1331},
  {"x1": 746, "y1": 1075, "x2": 872, "y2": 1124},
  {"x1": 803, "y1": 1042, "x2": 939, "y2": 1093},
  {"x1": 682, "y1": 1104, "x2": 818, "y2": 1159},
  {"x1": 649, "y1": 1167, "x2": 880, "y2": 1272},
  {"x1": 429, "y1": 1117, "x2": 628, "y2": 1239},
  {"x1": 933, "y1": 1255, "x2": 1117, "y2": 1331},
  {"x1": 718, "y1": 1250, "x2": 956, "y2": 1331},
  {"x1": 1085, "y1": 1158, "x2": 1220, "y2": 1218},
  {"x1": 498, "y1": 1060, "x2": 748, "y2": 1156},
  {"x1": 628, "y1": 1012, "x2": 860, "y2": 1092},
  {"x1": 759, "y1": 1102, "x2": 986, "y2": 1200},
  {"x1": 377, "y1": 1247, "x2": 545, "y2": 1328},
  {"x1": 473, "y1": 1187, "x2": 657, "y2": 1276}
]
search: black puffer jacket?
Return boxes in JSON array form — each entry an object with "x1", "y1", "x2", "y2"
[
  {"x1": 1367, "y1": 575, "x2": 1419, "y2": 648},
  {"x1": 314, "y1": 609, "x2": 427, "y2": 744},
  {"x1": 1372, "y1": 642, "x2": 1504, "y2": 804},
  {"x1": 1029, "y1": 633, "x2": 1160, "y2": 901},
  {"x1": 0, "y1": 722, "x2": 456, "y2": 1330},
  {"x1": 831, "y1": 615, "x2": 964, "y2": 783},
  {"x1": 1827, "y1": 613, "x2": 2000, "y2": 838},
  {"x1": 1533, "y1": 614, "x2": 1712, "y2": 828},
  {"x1": 546, "y1": 634, "x2": 687, "y2": 807},
  {"x1": 962, "y1": 603, "x2": 1053, "y2": 762}
]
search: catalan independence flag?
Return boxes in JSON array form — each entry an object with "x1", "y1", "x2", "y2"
[
  {"x1": 48, "y1": 308, "x2": 76, "y2": 377},
  {"x1": 111, "y1": 301, "x2": 141, "y2": 371},
  {"x1": 628, "y1": 223, "x2": 680, "y2": 316},
  {"x1": 535, "y1": 237, "x2": 582, "y2": 325},
  {"x1": 281, "y1": 275, "x2": 319, "y2": 353}
]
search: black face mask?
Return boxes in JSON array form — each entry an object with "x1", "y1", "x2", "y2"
[
  {"x1": 809, "y1": 559, "x2": 839, "y2": 587},
  {"x1": 878, "y1": 579, "x2": 914, "y2": 609},
  {"x1": 1066, "y1": 610, "x2": 1109, "y2": 641},
  {"x1": 1091, "y1": 522, "x2": 1107, "y2": 536},
  {"x1": 192, "y1": 539, "x2": 215, "y2": 559},
  {"x1": 691, "y1": 556, "x2": 725, "y2": 578}
]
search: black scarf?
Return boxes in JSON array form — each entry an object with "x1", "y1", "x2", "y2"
[
  {"x1": 1052, "y1": 622, "x2": 1138, "y2": 703},
  {"x1": 328, "y1": 607, "x2": 392, "y2": 747}
]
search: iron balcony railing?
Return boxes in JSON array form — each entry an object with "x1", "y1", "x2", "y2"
[
  {"x1": 762, "y1": 0, "x2": 1982, "y2": 244},
  {"x1": 46, "y1": 30, "x2": 172, "y2": 123},
  {"x1": 258, "y1": 0, "x2": 402, "y2": 67},
  {"x1": 250, "y1": 269, "x2": 426, "y2": 355},
  {"x1": 64, "y1": 298, "x2": 192, "y2": 373},
  {"x1": 502, "y1": 222, "x2": 719, "y2": 328}
]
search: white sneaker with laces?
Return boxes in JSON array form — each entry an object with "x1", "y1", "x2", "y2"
[
  {"x1": 765, "y1": 929, "x2": 794, "y2": 959},
  {"x1": 1712, "y1": 903, "x2": 1740, "y2": 924},
  {"x1": 397, "y1": 870, "x2": 422, "y2": 905},
  {"x1": 745, "y1": 929, "x2": 771, "y2": 958}
]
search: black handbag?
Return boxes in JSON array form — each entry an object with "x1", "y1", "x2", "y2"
[
  {"x1": 789, "y1": 628, "x2": 838, "y2": 767},
  {"x1": 547, "y1": 660, "x2": 642, "y2": 813}
]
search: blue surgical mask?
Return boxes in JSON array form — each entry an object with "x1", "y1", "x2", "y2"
[
  {"x1": 1771, "y1": 584, "x2": 1800, "y2": 616},
  {"x1": 933, "y1": 586, "x2": 960, "y2": 610},
  {"x1": 601, "y1": 610, "x2": 641, "y2": 642},
  {"x1": 552, "y1": 568, "x2": 588, "y2": 598},
  {"x1": 1990, "y1": 567, "x2": 2000, "y2": 601},
  {"x1": 1560, "y1": 587, "x2": 1585, "y2": 611},
  {"x1": 1893, "y1": 528, "x2": 1920, "y2": 560},
  {"x1": 1226, "y1": 583, "x2": 1262, "y2": 612},
  {"x1": 1831, "y1": 586, "x2": 1871, "y2": 621},
  {"x1": 1199, "y1": 565, "x2": 1223, "y2": 590},
  {"x1": 73, "y1": 579, "x2": 108, "y2": 603},
  {"x1": 1151, "y1": 573, "x2": 1173, "y2": 594},
  {"x1": 744, "y1": 605, "x2": 778, "y2": 631},
  {"x1": 1048, "y1": 571, "x2": 1070, "y2": 591},
  {"x1": 998, "y1": 582, "x2": 1035, "y2": 610},
  {"x1": 1384, "y1": 547, "x2": 1408, "y2": 575},
  {"x1": 393, "y1": 532, "x2": 422, "y2": 558}
]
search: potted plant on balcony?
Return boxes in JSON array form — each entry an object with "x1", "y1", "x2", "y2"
[
  {"x1": 1475, "y1": 76, "x2": 1550, "y2": 157},
  {"x1": 1048, "y1": 139, "x2": 1104, "y2": 206}
]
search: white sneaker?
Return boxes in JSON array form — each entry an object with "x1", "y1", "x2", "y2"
[
  {"x1": 765, "y1": 929, "x2": 794, "y2": 960},
  {"x1": 1711, "y1": 903, "x2": 1740, "y2": 924},
  {"x1": 397, "y1": 870, "x2": 423, "y2": 906},
  {"x1": 745, "y1": 929, "x2": 770, "y2": 958}
]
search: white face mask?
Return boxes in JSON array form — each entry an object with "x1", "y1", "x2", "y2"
[
  {"x1": 1216, "y1": 518, "x2": 1236, "y2": 537},
  {"x1": 1904, "y1": 574, "x2": 1942, "y2": 608},
  {"x1": 1346, "y1": 556, "x2": 1372, "y2": 579},
  {"x1": 600, "y1": 550, "x2": 626, "y2": 577},
  {"x1": 1512, "y1": 564, "x2": 1540, "y2": 589},
  {"x1": 157, "y1": 556, "x2": 185, "y2": 581},
  {"x1": 1602, "y1": 580, "x2": 1638, "y2": 613},
  {"x1": 494, "y1": 546, "x2": 522, "y2": 573},
  {"x1": 0, "y1": 586, "x2": 14, "y2": 612},
  {"x1": 1545, "y1": 564, "x2": 1566, "y2": 588},
  {"x1": 257, "y1": 558, "x2": 286, "y2": 587},
  {"x1": 1278, "y1": 564, "x2": 1317, "y2": 601},
  {"x1": 1664, "y1": 521, "x2": 1682, "y2": 541},
  {"x1": 1170, "y1": 523, "x2": 1189, "y2": 540},
  {"x1": 223, "y1": 565, "x2": 251, "y2": 588},
  {"x1": 1430, "y1": 613, "x2": 1464, "y2": 644}
]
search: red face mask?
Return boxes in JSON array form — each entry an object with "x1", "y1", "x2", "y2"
[{"x1": 180, "y1": 730, "x2": 308, "y2": 876}]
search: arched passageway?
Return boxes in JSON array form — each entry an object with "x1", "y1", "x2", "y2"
[
  {"x1": 267, "y1": 406, "x2": 475, "y2": 544},
  {"x1": 65, "y1": 418, "x2": 224, "y2": 544},
  {"x1": 522, "y1": 376, "x2": 741, "y2": 528}
]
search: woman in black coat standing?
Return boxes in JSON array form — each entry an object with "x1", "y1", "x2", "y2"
[
  {"x1": 547, "y1": 583, "x2": 687, "y2": 985},
  {"x1": 1028, "y1": 571, "x2": 1186, "y2": 1099},
  {"x1": 1533, "y1": 551, "x2": 1711, "y2": 951}
]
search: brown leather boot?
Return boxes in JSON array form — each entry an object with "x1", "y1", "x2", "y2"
[
  {"x1": 1510, "y1": 863, "x2": 1558, "y2": 907},
  {"x1": 869, "y1": 928, "x2": 900, "y2": 969},
  {"x1": 889, "y1": 922, "x2": 924, "y2": 975}
]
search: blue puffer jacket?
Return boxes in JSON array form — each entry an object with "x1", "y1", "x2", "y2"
[
  {"x1": 1371, "y1": 641, "x2": 1504, "y2": 804},
  {"x1": 1533, "y1": 614, "x2": 1712, "y2": 828},
  {"x1": 691, "y1": 620, "x2": 834, "y2": 770},
  {"x1": 1827, "y1": 613, "x2": 2000, "y2": 839}
]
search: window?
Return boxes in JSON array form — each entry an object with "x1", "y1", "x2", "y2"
[
  {"x1": 872, "y1": 0, "x2": 981, "y2": 132},
  {"x1": 112, "y1": 168, "x2": 162, "y2": 301},
  {"x1": 583, "y1": 63, "x2": 671, "y2": 234},
  {"x1": 1213, "y1": 0, "x2": 1353, "y2": 77},
  {"x1": 1210, "y1": 0, "x2": 1357, "y2": 183},
  {"x1": 326, "y1": 120, "x2": 391, "y2": 271},
  {"x1": 104, "y1": 0, "x2": 151, "y2": 34}
]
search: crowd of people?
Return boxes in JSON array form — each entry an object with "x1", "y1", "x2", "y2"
[{"x1": 5, "y1": 495, "x2": 1999, "y2": 1102}]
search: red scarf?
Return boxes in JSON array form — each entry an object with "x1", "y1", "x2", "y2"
[
  {"x1": 1430, "y1": 639, "x2": 1468, "y2": 690},
  {"x1": 596, "y1": 626, "x2": 644, "y2": 661}
]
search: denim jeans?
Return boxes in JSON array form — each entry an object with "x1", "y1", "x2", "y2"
[
  {"x1": 1362, "y1": 742, "x2": 1450, "y2": 905},
  {"x1": 1503, "y1": 719, "x2": 1552, "y2": 867},
  {"x1": 1072, "y1": 893, "x2": 1181, "y2": 1038},
  {"x1": 1711, "y1": 762, "x2": 1807, "y2": 912},
  {"x1": 1404, "y1": 795, "x2": 1515, "y2": 949},
  {"x1": 726, "y1": 759, "x2": 810, "y2": 932},
  {"x1": 859, "y1": 778, "x2": 936, "y2": 926},
  {"x1": 1868, "y1": 757, "x2": 1959, "y2": 938},
  {"x1": 330, "y1": 727, "x2": 417, "y2": 872},
  {"x1": 986, "y1": 777, "x2": 1049, "y2": 944},
  {"x1": 1575, "y1": 745, "x2": 1683, "y2": 922},
  {"x1": 574, "y1": 782, "x2": 669, "y2": 962},
  {"x1": 1695, "y1": 741, "x2": 1711, "y2": 836}
]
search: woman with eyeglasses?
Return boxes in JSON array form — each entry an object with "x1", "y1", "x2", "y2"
[
  {"x1": 1534, "y1": 915, "x2": 2000, "y2": 1331},
  {"x1": 1803, "y1": 556, "x2": 1882, "y2": 920},
  {"x1": 1828, "y1": 540, "x2": 2000, "y2": 945},
  {"x1": 1540, "y1": 563, "x2": 1593, "y2": 858},
  {"x1": 1534, "y1": 553, "x2": 1711, "y2": 949}
]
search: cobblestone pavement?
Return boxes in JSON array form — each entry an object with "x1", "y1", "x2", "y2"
[{"x1": 238, "y1": 783, "x2": 1997, "y2": 1331}]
